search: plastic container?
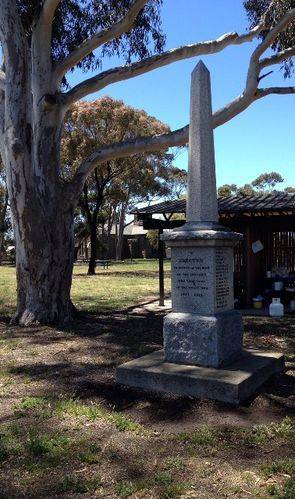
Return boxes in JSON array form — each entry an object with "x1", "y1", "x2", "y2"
[
  {"x1": 273, "y1": 281, "x2": 284, "y2": 291},
  {"x1": 253, "y1": 296, "x2": 263, "y2": 309},
  {"x1": 269, "y1": 298, "x2": 284, "y2": 317}
]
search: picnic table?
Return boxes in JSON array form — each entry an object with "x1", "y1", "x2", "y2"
[{"x1": 95, "y1": 260, "x2": 109, "y2": 269}]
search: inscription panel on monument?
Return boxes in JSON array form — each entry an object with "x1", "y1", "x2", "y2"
[
  {"x1": 171, "y1": 247, "x2": 214, "y2": 314},
  {"x1": 215, "y1": 247, "x2": 233, "y2": 312}
]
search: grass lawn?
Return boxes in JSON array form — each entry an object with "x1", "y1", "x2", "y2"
[
  {"x1": 0, "y1": 260, "x2": 294, "y2": 498},
  {"x1": 0, "y1": 259, "x2": 171, "y2": 317},
  {"x1": 72, "y1": 259, "x2": 171, "y2": 312}
]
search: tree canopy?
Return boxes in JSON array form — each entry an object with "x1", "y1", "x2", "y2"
[
  {"x1": 252, "y1": 171, "x2": 284, "y2": 190},
  {"x1": 16, "y1": 0, "x2": 165, "y2": 84},
  {"x1": 245, "y1": 0, "x2": 295, "y2": 77},
  {"x1": 62, "y1": 97, "x2": 184, "y2": 270},
  {"x1": 218, "y1": 171, "x2": 290, "y2": 197}
]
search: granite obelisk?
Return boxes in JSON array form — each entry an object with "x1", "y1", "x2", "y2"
[
  {"x1": 116, "y1": 61, "x2": 284, "y2": 404},
  {"x1": 186, "y1": 61, "x2": 218, "y2": 225},
  {"x1": 162, "y1": 61, "x2": 244, "y2": 368}
]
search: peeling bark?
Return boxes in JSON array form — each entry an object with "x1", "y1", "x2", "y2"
[
  {"x1": 6, "y1": 126, "x2": 75, "y2": 325},
  {"x1": 14, "y1": 197, "x2": 75, "y2": 325}
]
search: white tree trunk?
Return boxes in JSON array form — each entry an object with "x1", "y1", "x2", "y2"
[
  {"x1": 0, "y1": 1, "x2": 76, "y2": 325},
  {"x1": 13, "y1": 196, "x2": 75, "y2": 325},
  {"x1": 6, "y1": 131, "x2": 75, "y2": 325}
]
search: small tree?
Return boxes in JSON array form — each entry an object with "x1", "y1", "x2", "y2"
[
  {"x1": 218, "y1": 171, "x2": 287, "y2": 197},
  {"x1": 164, "y1": 166, "x2": 187, "y2": 200},
  {"x1": 237, "y1": 183, "x2": 256, "y2": 196},
  {"x1": 113, "y1": 159, "x2": 186, "y2": 260},
  {"x1": 251, "y1": 171, "x2": 284, "y2": 191},
  {"x1": 62, "y1": 97, "x2": 173, "y2": 271},
  {"x1": 218, "y1": 184, "x2": 238, "y2": 197}
]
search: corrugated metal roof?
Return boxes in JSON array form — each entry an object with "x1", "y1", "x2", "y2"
[
  {"x1": 132, "y1": 193, "x2": 295, "y2": 216},
  {"x1": 108, "y1": 223, "x2": 147, "y2": 236}
]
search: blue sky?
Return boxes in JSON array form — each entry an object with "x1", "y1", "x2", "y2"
[{"x1": 67, "y1": 0, "x2": 294, "y2": 189}]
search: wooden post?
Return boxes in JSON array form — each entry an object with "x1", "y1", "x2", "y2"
[
  {"x1": 158, "y1": 228, "x2": 165, "y2": 306},
  {"x1": 245, "y1": 223, "x2": 253, "y2": 308}
]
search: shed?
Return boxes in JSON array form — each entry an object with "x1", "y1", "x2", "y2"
[{"x1": 132, "y1": 192, "x2": 295, "y2": 307}]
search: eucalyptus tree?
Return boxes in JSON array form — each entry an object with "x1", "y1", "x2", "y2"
[
  {"x1": 111, "y1": 156, "x2": 182, "y2": 261},
  {"x1": 62, "y1": 97, "x2": 171, "y2": 274},
  {"x1": 218, "y1": 171, "x2": 285, "y2": 196},
  {"x1": 0, "y1": 0, "x2": 295, "y2": 325},
  {"x1": 251, "y1": 171, "x2": 284, "y2": 190}
]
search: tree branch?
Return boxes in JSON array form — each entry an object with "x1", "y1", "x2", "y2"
[
  {"x1": 256, "y1": 86, "x2": 295, "y2": 97},
  {"x1": 260, "y1": 46, "x2": 295, "y2": 69},
  {"x1": 68, "y1": 81, "x2": 295, "y2": 202},
  {"x1": 66, "y1": 4, "x2": 295, "y2": 202},
  {"x1": 68, "y1": 126, "x2": 188, "y2": 200},
  {"x1": 55, "y1": 0, "x2": 148, "y2": 82},
  {"x1": 39, "y1": 0, "x2": 61, "y2": 20},
  {"x1": 0, "y1": 1, "x2": 28, "y2": 135},
  {"x1": 64, "y1": 26, "x2": 265, "y2": 106},
  {"x1": 214, "y1": 7, "x2": 295, "y2": 129},
  {"x1": 245, "y1": 8, "x2": 295, "y2": 94},
  {"x1": 253, "y1": 8, "x2": 295, "y2": 60},
  {"x1": 258, "y1": 70, "x2": 273, "y2": 82},
  {"x1": 213, "y1": 6, "x2": 295, "y2": 138},
  {"x1": 32, "y1": 0, "x2": 62, "y2": 84},
  {"x1": 69, "y1": 78, "x2": 260, "y2": 197}
]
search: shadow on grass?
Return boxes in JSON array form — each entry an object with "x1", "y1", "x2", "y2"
[
  {"x1": 1, "y1": 309, "x2": 295, "y2": 497},
  {"x1": 1, "y1": 308, "x2": 293, "y2": 419}
]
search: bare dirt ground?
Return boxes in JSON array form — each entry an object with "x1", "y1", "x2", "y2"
[{"x1": 0, "y1": 307, "x2": 294, "y2": 498}]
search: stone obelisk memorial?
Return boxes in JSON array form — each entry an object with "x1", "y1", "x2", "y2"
[{"x1": 117, "y1": 62, "x2": 284, "y2": 404}]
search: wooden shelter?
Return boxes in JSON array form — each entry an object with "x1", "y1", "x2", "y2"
[{"x1": 132, "y1": 193, "x2": 295, "y2": 307}]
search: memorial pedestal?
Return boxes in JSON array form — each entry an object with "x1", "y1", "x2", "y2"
[
  {"x1": 116, "y1": 225, "x2": 284, "y2": 405},
  {"x1": 115, "y1": 61, "x2": 284, "y2": 404},
  {"x1": 164, "y1": 310, "x2": 243, "y2": 368},
  {"x1": 162, "y1": 227, "x2": 243, "y2": 368}
]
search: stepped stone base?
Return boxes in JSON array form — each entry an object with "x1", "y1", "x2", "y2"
[
  {"x1": 164, "y1": 310, "x2": 243, "y2": 368},
  {"x1": 116, "y1": 349, "x2": 284, "y2": 405}
]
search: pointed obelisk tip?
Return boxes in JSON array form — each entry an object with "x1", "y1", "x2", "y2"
[{"x1": 192, "y1": 60, "x2": 210, "y2": 75}]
